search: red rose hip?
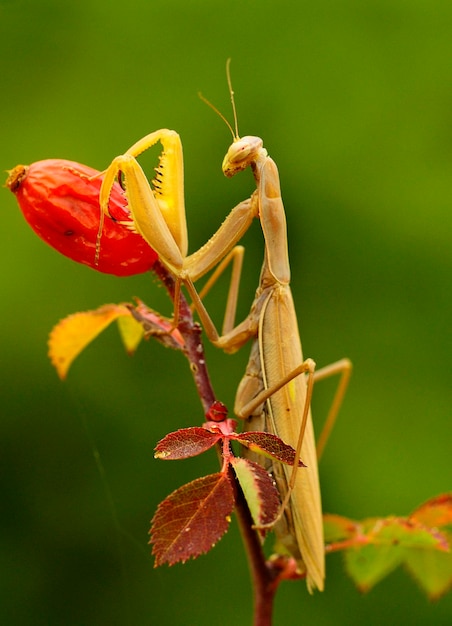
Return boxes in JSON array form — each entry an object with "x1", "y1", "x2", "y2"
[{"x1": 6, "y1": 159, "x2": 158, "y2": 276}]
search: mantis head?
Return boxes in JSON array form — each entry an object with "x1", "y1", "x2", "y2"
[{"x1": 222, "y1": 136, "x2": 264, "y2": 178}]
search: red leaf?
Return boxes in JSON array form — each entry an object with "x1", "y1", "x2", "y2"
[
  {"x1": 154, "y1": 428, "x2": 221, "y2": 460},
  {"x1": 150, "y1": 473, "x2": 234, "y2": 566},
  {"x1": 231, "y1": 457, "x2": 279, "y2": 532},
  {"x1": 410, "y1": 493, "x2": 452, "y2": 528},
  {"x1": 131, "y1": 300, "x2": 185, "y2": 350},
  {"x1": 6, "y1": 160, "x2": 157, "y2": 276},
  {"x1": 236, "y1": 431, "x2": 305, "y2": 467}
]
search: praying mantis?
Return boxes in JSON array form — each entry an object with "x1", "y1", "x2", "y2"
[
  {"x1": 98, "y1": 67, "x2": 351, "y2": 592},
  {"x1": 209, "y1": 135, "x2": 351, "y2": 592}
]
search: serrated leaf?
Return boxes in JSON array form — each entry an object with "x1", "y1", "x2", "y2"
[
  {"x1": 48, "y1": 304, "x2": 132, "y2": 379},
  {"x1": 343, "y1": 518, "x2": 407, "y2": 590},
  {"x1": 369, "y1": 517, "x2": 448, "y2": 552},
  {"x1": 410, "y1": 493, "x2": 452, "y2": 528},
  {"x1": 345, "y1": 539, "x2": 404, "y2": 592},
  {"x1": 231, "y1": 457, "x2": 279, "y2": 532},
  {"x1": 325, "y1": 496, "x2": 452, "y2": 597},
  {"x1": 237, "y1": 431, "x2": 305, "y2": 467},
  {"x1": 404, "y1": 535, "x2": 452, "y2": 600},
  {"x1": 331, "y1": 515, "x2": 450, "y2": 595},
  {"x1": 150, "y1": 473, "x2": 234, "y2": 566},
  {"x1": 323, "y1": 514, "x2": 362, "y2": 544},
  {"x1": 116, "y1": 313, "x2": 144, "y2": 355},
  {"x1": 154, "y1": 428, "x2": 221, "y2": 460}
]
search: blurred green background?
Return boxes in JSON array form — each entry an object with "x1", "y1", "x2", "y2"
[{"x1": 1, "y1": 1, "x2": 451, "y2": 624}]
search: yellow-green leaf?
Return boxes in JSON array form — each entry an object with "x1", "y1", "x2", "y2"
[
  {"x1": 117, "y1": 312, "x2": 144, "y2": 355},
  {"x1": 404, "y1": 536, "x2": 452, "y2": 600},
  {"x1": 48, "y1": 304, "x2": 132, "y2": 379}
]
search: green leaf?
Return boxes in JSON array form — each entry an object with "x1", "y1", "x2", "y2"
[
  {"x1": 325, "y1": 504, "x2": 451, "y2": 598},
  {"x1": 345, "y1": 539, "x2": 404, "y2": 592},
  {"x1": 404, "y1": 536, "x2": 452, "y2": 600},
  {"x1": 231, "y1": 457, "x2": 279, "y2": 532},
  {"x1": 116, "y1": 312, "x2": 144, "y2": 355},
  {"x1": 323, "y1": 513, "x2": 361, "y2": 544}
]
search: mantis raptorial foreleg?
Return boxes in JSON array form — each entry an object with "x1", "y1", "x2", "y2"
[
  {"x1": 313, "y1": 359, "x2": 353, "y2": 460},
  {"x1": 98, "y1": 129, "x2": 259, "y2": 340}
]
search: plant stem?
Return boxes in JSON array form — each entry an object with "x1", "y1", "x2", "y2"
[
  {"x1": 146, "y1": 260, "x2": 278, "y2": 624},
  {"x1": 230, "y1": 464, "x2": 277, "y2": 625},
  {"x1": 148, "y1": 260, "x2": 217, "y2": 412}
]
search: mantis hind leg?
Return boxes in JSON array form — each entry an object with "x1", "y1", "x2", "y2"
[
  {"x1": 237, "y1": 356, "x2": 352, "y2": 460},
  {"x1": 195, "y1": 244, "x2": 245, "y2": 336},
  {"x1": 313, "y1": 358, "x2": 352, "y2": 460},
  {"x1": 239, "y1": 356, "x2": 351, "y2": 532}
]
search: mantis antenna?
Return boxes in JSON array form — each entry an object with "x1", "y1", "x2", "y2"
[
  {"x1": 198, "y1": 59, "x2": 240, "y2": 141},
  {"x1": 226, "y1": 58, "x2": 240, "y2": 139}
]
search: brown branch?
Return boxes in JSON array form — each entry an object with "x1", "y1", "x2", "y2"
[{"x1": 143, "y1": 260, "x2": 280, "y2": 623}]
